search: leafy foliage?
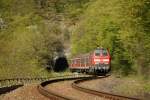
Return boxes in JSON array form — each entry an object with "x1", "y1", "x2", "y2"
[
  {"x1": 71, "y1": 0, "x2": 150, "y2": 77},
  {"x1": 0, "y1": 0, "x2": 70, "y2": 78}
]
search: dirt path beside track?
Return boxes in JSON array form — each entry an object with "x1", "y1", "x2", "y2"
[{"x1": 0, "y1": 84, "x2": 49, "y2": 100}]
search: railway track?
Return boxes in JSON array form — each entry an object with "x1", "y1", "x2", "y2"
[
  {"x1": 0, "y1": 74, "x2": 79, "y2": 86},
  {"x1": 37, "y1": 75, "x2": 92, "y2": 100},
  {"x1": 38, "y1": 74, "x2": 140, "y2": 100},
  {"x1": 0, "y1": 74, "x2": 81, "y2": 94}
]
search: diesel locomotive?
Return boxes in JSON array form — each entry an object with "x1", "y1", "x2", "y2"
[{"x1": 69, "y1": 48, "x2": 111, "y2": 74}]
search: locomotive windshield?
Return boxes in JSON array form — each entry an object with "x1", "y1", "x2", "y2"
[
  {"x1": 102, "y1": 49, "x2": 108, "y2": 56},
  {"x1": 95, "y1": 48, "x2": 108, "y2": 56},
  {"x1": 95, "y1": 49, "x2": 100, "y2": 56}
]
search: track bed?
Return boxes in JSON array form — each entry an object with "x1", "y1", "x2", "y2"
[{"x1": 46, "y1": 80, "x2": 107, "y2": 100}]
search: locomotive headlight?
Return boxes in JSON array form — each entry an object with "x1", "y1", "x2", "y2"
[
  {"x1": 103, "y1": 59, "x2": 109, "y2": 62},
  {"x1": 103, "y1": 59, "x2": 109, "y2": 64},
  {"x1": 94, "y1": 59, "x2": 100, "y2": 62},
  {"x1": 104, "y1": 62, "x2": 109, "y2": 64}
]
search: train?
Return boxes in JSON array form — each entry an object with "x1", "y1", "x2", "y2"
[{"x1": 69, "y1": 47, "x2": 111, "y2": 74}]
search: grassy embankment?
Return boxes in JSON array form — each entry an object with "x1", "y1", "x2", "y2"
[{"x1": 113, "y1": 74, "x2": 150, "y2": 99}]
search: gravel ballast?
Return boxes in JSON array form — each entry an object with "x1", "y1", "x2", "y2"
[{"x1": 0, "y1": 84, "x2": 49, "y2": 100}]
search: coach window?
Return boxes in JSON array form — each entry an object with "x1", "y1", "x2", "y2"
[
  {"x1": 79, "y1": 59, "x2": 81, "y2": 63},
  {"x1": 75, "y1": 59, "x2": 77, "y2": 64},
  {"x1": 73, "y1": 60, "x2": 75, "y2": 64},
  {"x1": 81, "y1": 58, "x2": 84, "y2": 64},
  {"x1": 79, "y1": 58, "x2": 81, "y2": 65},
  {"x1": 72, "y1": 60, "x2": 74, "y2": 64},
  {"x1": 74, "y1": 59, "x2": 76, "y2": 64},
  {"x1": 95, "y1": 49, "x2": 100, "y2": 56},
  {"x1": 78, "y1": 59, "x2": 80, "y2": 64},
  {"x1": 86, "y1": 57, "x2": 88, "y2": 65}
]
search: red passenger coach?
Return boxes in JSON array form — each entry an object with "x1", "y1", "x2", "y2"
[{"x1": 69, "y1": 48, "x2": 111, "y2": 74}]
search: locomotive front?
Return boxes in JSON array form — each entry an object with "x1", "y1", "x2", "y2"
[{"x1": 91, "y1": 48, "x2": 111, "y2": 73}]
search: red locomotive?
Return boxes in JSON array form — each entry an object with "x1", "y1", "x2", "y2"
[{"x1": 69, "y1": 47, "x2": 111, "y2": 74}]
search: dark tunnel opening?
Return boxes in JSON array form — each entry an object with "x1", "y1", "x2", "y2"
[{"x1": 54, "y1": 56, "x2": 69, "y2": 72}]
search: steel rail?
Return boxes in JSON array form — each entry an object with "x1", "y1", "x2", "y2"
[
  {"x1": 72, "y1": 75, "x2": 140, "y2": 100},
  {"x1": 0, "y1": 85, "x2": 23, "y2": 95}
]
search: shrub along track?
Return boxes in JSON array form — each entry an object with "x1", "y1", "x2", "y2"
[{"x1": 38, "y1": 74, "x2": 140, "y2": 100}]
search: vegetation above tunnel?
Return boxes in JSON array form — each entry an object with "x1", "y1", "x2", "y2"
[{"x1": 0, "y1": 0, "x2": 91, "y2": 78}]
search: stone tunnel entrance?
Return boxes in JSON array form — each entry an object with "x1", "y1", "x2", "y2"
[{"x1": 54, "y1": 56, "x2": 69, "y2": 72}]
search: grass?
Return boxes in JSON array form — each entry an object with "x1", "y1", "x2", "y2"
[{"x1": 113, "y1": 74, "x2": 150, "y2": 99}]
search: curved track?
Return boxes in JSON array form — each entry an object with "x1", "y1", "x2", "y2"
[
  {"x1": 38, "y1": 75, "x2": 140, "y2": 100},
  {"x1": 37, "y1": 75, "x2": 92, "y2": 100},
  {"x1": 0, "y1": 74, "x2": 80, "y2": 94},
  {"x1": 0, "y1": 74, "x2": 80, "y2": 86}
]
